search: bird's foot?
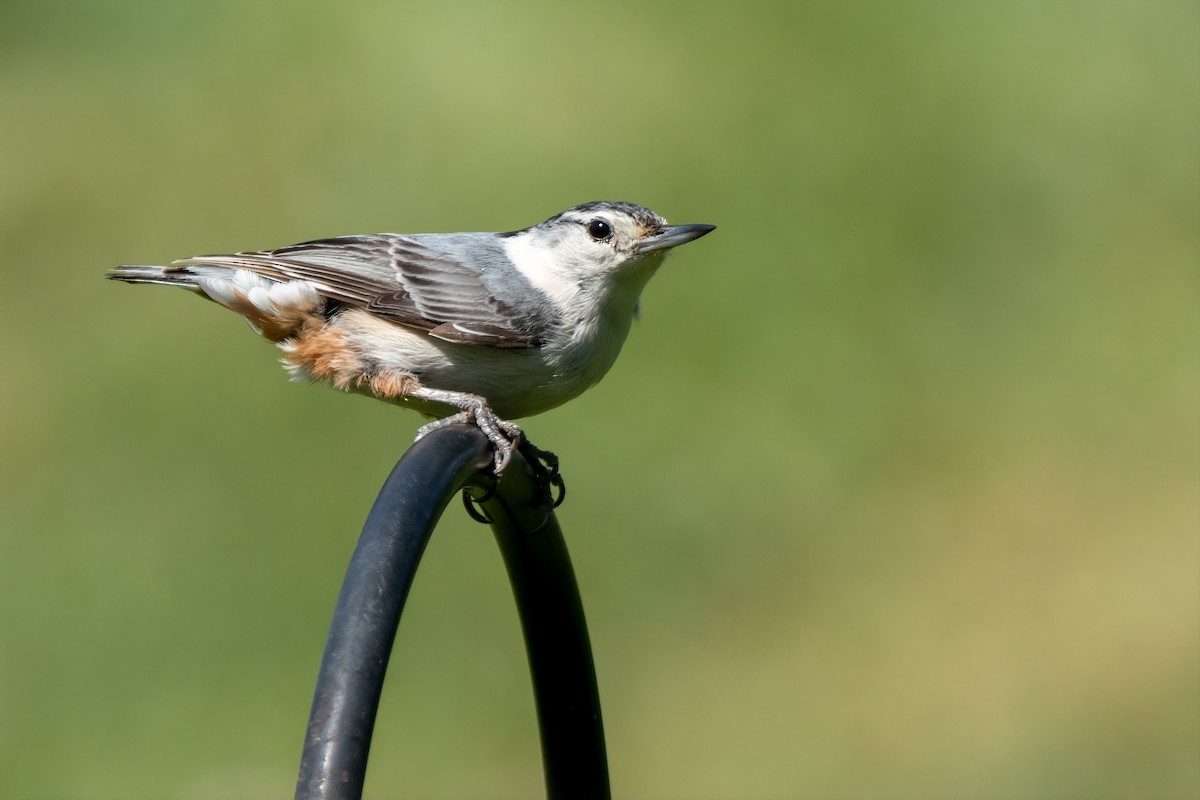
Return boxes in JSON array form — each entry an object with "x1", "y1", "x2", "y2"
[{"x1": 412, "y1": 389, "x2": 523, "y2": 474}]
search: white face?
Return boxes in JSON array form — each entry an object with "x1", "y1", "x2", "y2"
[
  {"x1": 504, "y1": 205, "x2": 672, "y2": 311},
  {"x1": 502, "y1": 200, "x2": 719, "y2": 325},
  {"x1": 532, "y1": 206, "x2": 670, "y2": 276}
]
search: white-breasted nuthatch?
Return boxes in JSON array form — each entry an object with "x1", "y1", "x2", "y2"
[{"x1": 108, "y1": 201, "x2": 715, "y2": 471}]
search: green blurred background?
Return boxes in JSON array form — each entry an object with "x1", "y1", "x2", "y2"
[{"x1": 1, "y1": 2, "x2": 1196, "y2": 798}]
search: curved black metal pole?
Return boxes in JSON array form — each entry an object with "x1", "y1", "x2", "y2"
[
  {"x1": 294, "y1": 424, "x2": 608, "y2": 800},
  {"x1": 478, "y1": 453, "x2": 610, "y2": 800}
]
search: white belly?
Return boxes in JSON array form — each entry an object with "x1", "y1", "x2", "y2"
[{"x1": 326, "y1": 308, "x2": 630, "y2": 420}]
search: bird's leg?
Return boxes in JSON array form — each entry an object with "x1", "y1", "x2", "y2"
[{"x1": 410, "y1": 387, "x2": 523, "y2": 473}]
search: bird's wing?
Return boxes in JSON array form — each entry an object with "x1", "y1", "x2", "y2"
[{"x1": 172, "y1": 234, "x2": 544, "y2": 348}]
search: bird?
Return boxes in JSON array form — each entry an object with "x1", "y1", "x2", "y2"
[{"x1": 107, "y1": 201, "x2": 716, "y2": 473}]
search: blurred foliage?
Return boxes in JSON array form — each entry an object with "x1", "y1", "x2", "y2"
[{"x1": 0, "y1": 2, "x2": 1196, "y2": 798}]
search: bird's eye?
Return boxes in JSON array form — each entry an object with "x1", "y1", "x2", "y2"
[{"x1": 586, "y1": 219, "x2": 613, "y2": 241}]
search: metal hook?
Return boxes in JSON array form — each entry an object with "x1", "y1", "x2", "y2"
[
  {"x1": 518, "y1": 439, "x2": 567, "y2": 511},
  {"x1": 462, "y1": 478, "x2": 497, "y2": 524},
  {"x1": 461, "y1": 436, "x2": 567, "y2": 523}
]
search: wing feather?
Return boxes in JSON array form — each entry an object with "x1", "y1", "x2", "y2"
[{"x1": 172, "y1": 234, "x2": 548, "y2": 347}]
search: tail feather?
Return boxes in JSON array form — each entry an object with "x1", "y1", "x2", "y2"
[
  {"x1": 108, "y1": 262, "x2": 327, "y2": 342},
  {"x1": 106, "y1": 265, "x2": 204, "y2": 288}
]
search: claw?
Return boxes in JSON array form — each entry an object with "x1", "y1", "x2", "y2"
[{"x1": 410, "y1": 387, "x2": 523, "y2": 475}]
